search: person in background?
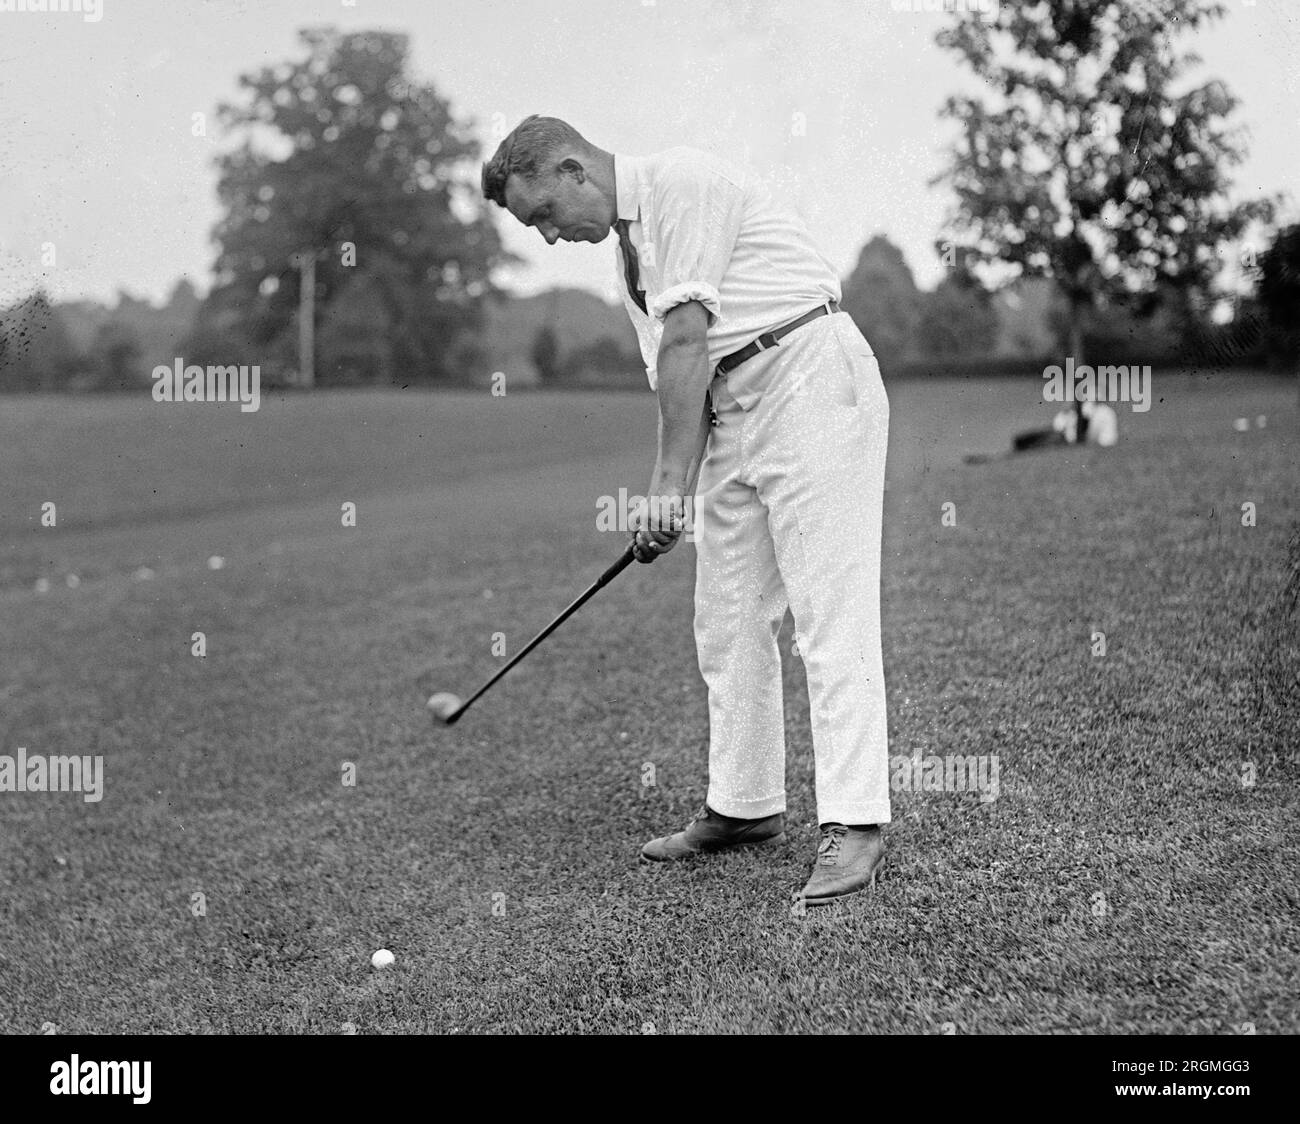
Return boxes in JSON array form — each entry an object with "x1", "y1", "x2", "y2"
[{"x1": 1011, "y1": 399, "x2": 1119, "y2": 453}]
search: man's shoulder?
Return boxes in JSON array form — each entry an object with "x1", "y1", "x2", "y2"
[{"x1": 648, "y1": 146, "x2": 748, "y2": 190}]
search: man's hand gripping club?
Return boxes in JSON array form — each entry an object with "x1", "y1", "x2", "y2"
[{"x1": 632, "y1": 300, "x2": 714, "y2": 564}]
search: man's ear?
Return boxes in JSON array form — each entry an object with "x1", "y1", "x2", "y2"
[{"x1": 557, "y1": 156, "x2": 585, "y2": 182}]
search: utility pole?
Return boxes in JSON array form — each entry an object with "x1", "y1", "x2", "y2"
[{"x1": 293, "y1": 250, "x2": 317, "y2": 388}]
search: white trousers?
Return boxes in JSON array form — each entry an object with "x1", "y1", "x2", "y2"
[{"x1": 694, "y1": 311, "x2": 891, "y2": 826}]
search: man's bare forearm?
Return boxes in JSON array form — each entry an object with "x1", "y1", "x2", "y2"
[
  {"x1": 631, "y1": 302, "x2": 713, "y2": 562},
  {"x1": 653, "y1": 306, "x2": 713, "y2": 494},
  {"x1": 655, "y1": 341, "x2": 711, "y2": 491}
]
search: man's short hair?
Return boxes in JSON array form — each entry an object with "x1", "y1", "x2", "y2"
[{"x1": 481, "y1": 115, "x2": 590, "y2": 208}]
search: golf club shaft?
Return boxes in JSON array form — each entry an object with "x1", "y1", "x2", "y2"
[{"x1": 448, "y1": 542, "x2": 638, "y2": 721}]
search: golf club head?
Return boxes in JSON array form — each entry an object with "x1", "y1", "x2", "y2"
[{"x1": 426, "y1": 692, "x2": 465, "y2": 726}]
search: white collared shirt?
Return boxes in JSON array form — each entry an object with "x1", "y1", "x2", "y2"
[{"x1": 613, "y1": 147, "x2": 841, "y2": 400}]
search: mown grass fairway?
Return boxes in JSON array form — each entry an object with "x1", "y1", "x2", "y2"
[{"x1": 1, "y1": 374, "x2": 1296, "y2": 1033}]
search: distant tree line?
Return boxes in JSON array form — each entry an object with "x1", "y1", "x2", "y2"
[
  {"x1": 836, "y1": 228, "x2": 1299, "y2": 378},
  {"x1": 0, "y1": 281, "x2": 201, "y2": 393},
  {"x1": 3, "y1": 19, "x2": 1297, "y2": 395},
  {"x1": 4, "y1": 221, "x2": 1296, "y2": 394}
]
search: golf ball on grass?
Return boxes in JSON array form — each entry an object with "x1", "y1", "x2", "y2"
[
  {"x1": 371, "y1": 948, "x2": 395, "y2": 969},
  {"x1": 426, "y1": 692, "x2": 462, "y2": 723}
]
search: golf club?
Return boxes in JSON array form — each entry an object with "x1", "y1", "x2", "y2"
[{"x1": 428, "y1": 540, "x2": 639, "y2": 725}]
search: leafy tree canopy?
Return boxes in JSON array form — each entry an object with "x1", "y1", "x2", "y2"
[
  {"x1": 933, "y1": 0, "x2": 1274, "y2": 344},
  {"x1": 206, "y1": 27, "x2": 511, "y2": 383}
]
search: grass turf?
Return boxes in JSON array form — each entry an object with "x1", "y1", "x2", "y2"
[{"x1": 0, "y1": 373, "x2": 1296, "y2": 1033}]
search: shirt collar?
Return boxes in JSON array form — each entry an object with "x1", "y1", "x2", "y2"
[{"x1": 613, "y1": 152, "x2": 644, "y2": 222}]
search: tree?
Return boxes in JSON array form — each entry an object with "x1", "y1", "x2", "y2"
[
  {"x1": 839, "y1": 235, "x2": 921, "y2": 373},
  {"x1": 91, "y1": 319, "x2": 143, "y2": 391},
  {"x1": 1256, "y1": 223, "x2": 1300, "y2": 371},
  {"x1": 207, "y1": 28, "x2": 510, "y2": 384},
  {"x1": 316, "y1": 268, "x2": 397, "y2": 385},
  {"x1": 530, "y1": 324, "x2": 561, "y2": 384},
  {"x1": 560, "y1": 334, "x2": 643, "y2": 385},
  {"x1": 991, "y1": 277, "x2": 1068, "y2": 359},
  {"x1": 165, "y1": 279, "x2": 202, "y2": 325},
  {"x1": 933, "y1": 1, "x2": 1273, "y2": 427},
  {"x1": 914, "y1": 271, "x2": 1000, "y2": 360},
  {"x1": 0, "y1": 290, "x2": 82, "y2": 392}
]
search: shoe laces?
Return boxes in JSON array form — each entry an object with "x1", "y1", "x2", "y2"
[
  {"x1": 818, "y1": 824, "x2": 848, "y2": 866},
  {"x1": 687, "y1": 803, "x2": 711, "y2": 829}
]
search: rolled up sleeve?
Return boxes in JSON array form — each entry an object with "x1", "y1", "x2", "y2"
[{"x1": 646, "y1": 159, "x2": 745, "y2": 326}]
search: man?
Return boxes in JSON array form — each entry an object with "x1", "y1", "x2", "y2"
[
  {"x1": 481, "y1": 116, "x2": 891, "y2": 906},
  {"x1": 1009, "y1": 400, "x2": 1119, "y2": 453}
]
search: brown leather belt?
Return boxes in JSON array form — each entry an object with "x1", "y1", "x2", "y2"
[{"x1": 714, "y1": 300, "x2": 840, "y2": 376}]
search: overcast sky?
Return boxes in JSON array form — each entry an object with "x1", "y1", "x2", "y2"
[{"x1": 1, "y1": 0, "x2": 1295, "y2": 308}]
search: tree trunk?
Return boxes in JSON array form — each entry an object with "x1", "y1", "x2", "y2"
[
  {"x1": 296, "y1": 251, "x2": 316, "y2": 389},
  {"x1": 1069, "y1": 301, "x2": 1088, "y2": 444}
]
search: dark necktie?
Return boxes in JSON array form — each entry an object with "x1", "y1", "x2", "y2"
[{"x1": 614, "y1": 218, "x2": 648, "y2": 315}]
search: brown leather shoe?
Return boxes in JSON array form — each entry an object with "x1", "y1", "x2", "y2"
[
  {"x1": 641, "y1": 804, "x2": 785, "y2": 863},
  {"x1": 795, "y1": 824, "x2": 885, "y2": 906}
]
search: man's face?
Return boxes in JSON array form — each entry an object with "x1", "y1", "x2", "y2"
[{"x1": 505, "y1": 164, "x2": 612, "y2": 245}]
